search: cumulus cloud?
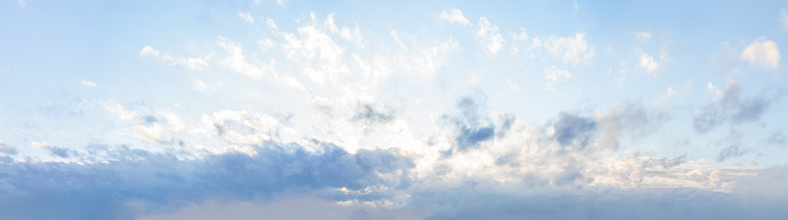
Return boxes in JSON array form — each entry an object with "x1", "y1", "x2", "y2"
[
  {"x1": 475, "y1": 17, "x2": 506, "y2": 55},
  {"x1": 217, "y1": 37, "x2": 275, "y2": 79},
  {"x1": 325, "y1": 13, "x2": 365, "y2": 47},
  {"x1": 279, "y1": 14, "x2": 349, "y2": 84},
  {"x1": 639, "y1": 52, "x2": 659, "y2": 73},
  {"x1": 544, "y1": 65, "x2": 571, "y2": 92},
  {"x1": 439, "y1": 8, "x2": 471, "y2": 25},
  {"x1": 543, "y1": 33, "x2": 595, "y2": 65},
  {"x1": 740, "y1": 38, "x2": 780, "y2": 70},
  {"x1": 553, "y1": 113, "x2": 596, "y2": 149}
]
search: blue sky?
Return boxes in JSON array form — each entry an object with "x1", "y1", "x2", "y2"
[{"x1": 1, "y1": 0, "x2": 788, "y2": 219}]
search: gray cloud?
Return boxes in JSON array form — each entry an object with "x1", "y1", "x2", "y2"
[
  {"x1": 597, "y1": 101, "x2": 671, "y2": 150},
  {"x1": 553, "y1": 113, "x2": 596, "y2": 148},
  {"x1": 718, "y1": 144, "x2": 749, "y2": 162},
  {"x1": 765, "y1": 131, "x2": 786, "y2": 147},
  {"x1": 46, "y1": 146, "x2": 79, "y2": 158},
  {"x1": 442, "y1": 96, "x2": 506, "y2": 152},
  {"x1": 0, "y1": 141, "x2": 413, "y2": 220},
  {"x1": 0, "y1": 141, "x2": 16, "y2": 155},
  {"x1": 694, "y1": 81, "x2": 777, "y2": 133},
  {"x1": 352, "y1": 104, "x2": 394, "y2": 124}
]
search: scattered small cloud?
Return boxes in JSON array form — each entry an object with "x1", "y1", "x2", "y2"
[
  {"x1": 718, "y1": 144, "x2": 748, "y2": 162},
  {"x1": 639, "y1": 52, "x2": 659, "y2": 73},
  {"x1": 544, "y1": 65, "x2": 571, "y2": 92},
  {"x1": 542, "y1": 33, "x2": 595, "y2": 65},
  {"x1": 693, "y1": 80, "x2": 776, "y2": 133},
  {"x1": 633, "y1": 31, "x2": 652, "y2": 42},
  {"x1": 740, "y1": 38, "x2": 780, "y2": 70},
  {"x1": 238, "y1": 11, "x2": 254, "y2": 23},
  {"x1": 476, "y1": 17, "x2": 506, "y2": 55},
  {"x1": 80, "y1": 80, "x2": 98, "y2": 87},
  {"x1": 140, "y1": 45, "x2": 212, "y2": 70},
  {"x1": 439, "y1": 8, "x2": 471, "y2": 25}
]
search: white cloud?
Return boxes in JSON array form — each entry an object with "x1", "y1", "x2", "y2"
[
  {"x1": 412, "y1": 39, "x2": 458, "y2": 77},
  {"x1": 544, "y1": 65, "x2": 571, "y2": 92},
  {"x1": 740, "y1": 38, "x2": 780, "y2": 70},
  {"x1": 324, "y1": 13, "x2": 365, "y2": 47},
  {"x1": 633, "y1": 31, "x2": 651, "y2": 42},
  {"x1": 139, "y1": 45, "x2": 212, "y2": 70},
  {"x1": 266, "y1": 19, "x2": 278, "y2": 30},
  {"x1": 217, "y1": 37, "x2": 275, "y2": 79},
  {"x1": 390, "y1": 30, "x2": 407, "y2": 50},
  {"x1": 17, "y1": 0, "x2": 25, "y2": 7},
  {"x1": 512, "y1": 28, "x2": 529, "y2": 41},
  {"x1": 476, "y1": 17, "x2": 506, "y2": 55},
  {"x1": 780, "y1": 8, "x2": 788, "y2": 31},
  {"x1": 80, "y1": 80, "x2": 97, "y2": 87},
  {"x1": 30, "y1": 142, "x2": 48, "y2": 149},
  {"x1": 439, "y1": 8, "x2": 471, "y2": 25},
  {"x1": 191, "y1": 79, "x2": 221, "y2": 92},
  {"x1": 140, "y1": 46, "x2": 159, "y2": 57},
  {"x1": 639, "y1": 52, "x2": 659, "y2": 73},
  {"x1": 280, "y1": 15, "x2": 348, "y2": 84},
  {"x1": 104, "y1": 103, "x2": 139, "y2": 120},
  {"x1": 238, "y1": 11, "x2": 254, "y2": 23},
  {"x1": 257, "y1": 38, "x2": 275, "y2": 50},
  {"x1": 134, "y1": 124, "x2": 165, "y2": 144},
  {"x1": 543, "y1": 33, "x2": 595, "y2": 65},
  {"x1": 169, "y1": 56, "x2": 212, "y2": 70}
]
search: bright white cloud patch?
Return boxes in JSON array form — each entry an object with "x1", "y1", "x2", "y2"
[
  {"x1": 439, "y1": 8, "x2": 471, "y2": 25},
  {"x1": 104, "y1": 103, "x2": 139, "y2": 120},
  {"x1": 217, "y1": 37, "x2": 274, "y2": 79},
  {"x1": 476, "y1": 17, "x2": 506, "y2": 55},
  {"x1": 543, "y1": 33, "x2": 595, "y2": 65},
  {"x1": 639, "y1": 52, "x2": 659, "y2": 73},
  {"x1": 238, "y1": 11, "x2": 254, "y2": 23},
  {"x1": 740, "y1": 38, "x2": 780, "y2": 70}
]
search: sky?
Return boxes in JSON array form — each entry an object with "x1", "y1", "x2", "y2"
[{"x1": 1, "y1": 0, "x2": 788, "y2": 219}]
